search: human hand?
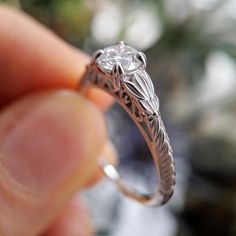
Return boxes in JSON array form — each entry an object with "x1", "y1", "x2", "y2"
[{"x1": 0, "y1": 6, "x2": 115, "y2": 236}]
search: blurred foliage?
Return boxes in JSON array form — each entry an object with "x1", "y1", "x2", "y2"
[{"x1": 21, "y1": 0, "x2": 93, "y2": 44}]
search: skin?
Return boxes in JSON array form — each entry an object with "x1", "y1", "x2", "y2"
[{"x1": 0, "y1": 5, "x2": 116, "y2": 236}]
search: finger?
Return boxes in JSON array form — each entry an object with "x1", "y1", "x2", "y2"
[
  {"x1": 86, "y1": 89, "x2": 114, "y2": 112},
  {"x1": 44, "y1": 196, "x2": 94, "y2": 236},
  {"x1": 0, "y1": 90, "x2": 114, "y2": 236},
  {"x1": 0, "y1": 6, "x2": 113, "y2": 110}
]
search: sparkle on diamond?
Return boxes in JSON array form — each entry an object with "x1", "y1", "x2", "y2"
[{"x1": 96, "y1": 43, "x2": 142, "y2": 73}]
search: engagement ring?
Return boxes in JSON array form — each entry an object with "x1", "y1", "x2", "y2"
[{"x1": 81, "y1": 41, "x2": 175, "y2": 206}]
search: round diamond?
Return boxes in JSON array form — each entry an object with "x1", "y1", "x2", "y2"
[{"x1": 96, "y1": 43, "x2": 141, "y2": 73}]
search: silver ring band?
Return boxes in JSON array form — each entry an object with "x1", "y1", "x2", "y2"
[{"x1": 81, "y1": 42, "x2": 175, "y2": 206}]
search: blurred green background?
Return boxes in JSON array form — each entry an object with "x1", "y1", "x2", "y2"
[{"x1": 1, "y1": 0, "x2": 236, "y2": 236}]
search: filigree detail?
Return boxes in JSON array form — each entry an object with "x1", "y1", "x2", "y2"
[
  {"x1": 149, "y1": 116, "x2": 175, "y2": 203},
  {"x1": 82, "y1": 63, "x2": 175, "y2": 205}
]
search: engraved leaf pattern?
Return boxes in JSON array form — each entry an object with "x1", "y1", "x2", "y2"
[
  {"x1": 140, "y1": 94, "x2": 159, "y2": 114},
  {"x1": 123, "y1": 70, "x2": 154, "y2": 100}
]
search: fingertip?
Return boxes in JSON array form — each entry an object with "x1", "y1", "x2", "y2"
[
  {"x1": 0, "y1": 90, "x2": 107, "y2": 191},
  {"x1": 0, "y1": 90, "x2": 108, "y2": 235},
  {"x1": 0, "y1": 6, "x2": 90, "y2": 104}
]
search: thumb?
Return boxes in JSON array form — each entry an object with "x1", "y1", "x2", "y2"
[{"x1": 0, "y1": 91, "x2": 108, "y2": 236}]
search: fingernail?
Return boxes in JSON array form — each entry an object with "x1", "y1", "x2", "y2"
[{"x1": 0, "y1": 92, "x2": 107, "y2": 191}]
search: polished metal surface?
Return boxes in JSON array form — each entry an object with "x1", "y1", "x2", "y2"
[{"x1": 81, "y1": 41, "x2": 175, "y2": 206}]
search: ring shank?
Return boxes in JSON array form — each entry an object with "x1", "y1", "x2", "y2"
[
  {"x1": 100, "y1": 160, "x2": 164, "y2": 205},
  {"x1": 81, "y1": 64, "x2": 175, "y2": 206}
]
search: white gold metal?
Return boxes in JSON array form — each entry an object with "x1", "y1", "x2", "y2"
[{"x1": 81, "y1": 42, "x2": 176, "y2": 206}]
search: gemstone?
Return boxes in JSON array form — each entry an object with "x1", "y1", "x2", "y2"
[{"x1": 96, "y1": 43, "x2": 142, "y2": 73}]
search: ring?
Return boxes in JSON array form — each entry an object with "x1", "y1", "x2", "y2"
[{"x1": 81, "y1": 41, "x2": 176, "y2": 206}]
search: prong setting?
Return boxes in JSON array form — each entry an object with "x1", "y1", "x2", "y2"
[
  {"x1": 111, "y1": 62, "x2": 125, "y2": 90},
  {"x1": 95, "y1": 43, "x2": 142, "y2": 73},
  {"x1": 137, "y1": 52, "x2": 147, "y2": 68},
  {"x1": 119, "y1": 40, "x2": 127, "y2": 46},
  {"x1": 93, "y1": 49, "x2": 104, "y2": 61}
]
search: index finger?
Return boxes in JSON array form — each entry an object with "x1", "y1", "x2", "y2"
[{"x1": 0, "y1": 6, "x2": 113, "y2": 110}]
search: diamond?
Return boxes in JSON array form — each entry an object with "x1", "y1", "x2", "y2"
[{"x1": 96, "y1": 43, "x2": 142, "y2": 73}]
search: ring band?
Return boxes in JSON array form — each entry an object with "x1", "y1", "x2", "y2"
[{"x1": 81, "y1": 41, "x2": 176, "y2": 206}]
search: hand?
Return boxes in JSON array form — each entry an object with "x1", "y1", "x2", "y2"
[{"x1": 0, "y1": 6, "x2": 116, "y2": 236}]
